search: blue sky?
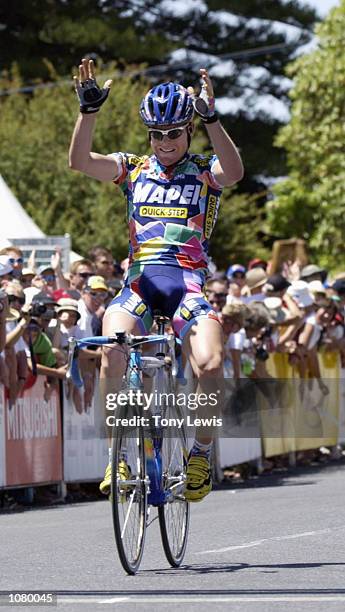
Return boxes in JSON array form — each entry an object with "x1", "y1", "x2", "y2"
[{"x1": 304, "y1": 0, "x2": 340, "y2": 16}]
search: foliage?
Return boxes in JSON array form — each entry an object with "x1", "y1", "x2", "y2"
[
  {"x1": 267, "y1": 1, "x2": 345, "y2": 268},
  {"x1": 0, "y1": 1, "x2": 318, "y2": 191},
  {"x1": 210, "y1": 191, "x2": 269, "y2": 268},
  {"x1": 0, "y1": 67, "x2": 148, "y2": 258},
  {"x1": 0, "y1": 67, "x2": 257, "y2": 264}
]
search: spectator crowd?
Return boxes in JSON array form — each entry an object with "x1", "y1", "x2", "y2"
[
  {"x1": 1, "y1": 244, "x2": 345, "y2": 476},
  {"x1": 0, "y1": 245, "x2": 126, "y2": 412}
]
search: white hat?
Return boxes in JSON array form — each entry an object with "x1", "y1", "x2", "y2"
[
  {"x1": 56, "y1": 298, "x2": 80, "y2": 320},
  {"x1": 0, "y1": 255, "x2": 13, "y2": 277},
  {"x1": 21, "y1": 267, "x2": 36, "y2": 277},
  {"x1": 264, "y1": 297, "x2": 286, "y2": 323},
  {"x1": 308, "y1": 280, "x2": 326, "y2": 295},
  {"x1": 245, "y1": 268, "x2": 268, "y2": 291},
  {"x1": 287, "y1": 280, "x2": 314, "y2": 308}
]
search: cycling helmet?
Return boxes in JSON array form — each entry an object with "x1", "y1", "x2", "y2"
[
  {"x1": 140, "y1": 82, "x2": 194, "y2": 127},
  {"x1": 226, "y1": 264, "x2": 246, "y2": 279}
]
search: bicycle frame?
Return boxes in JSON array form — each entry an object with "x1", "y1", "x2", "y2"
[{"x1": 67, "y1": 328, "x2": 178, "y2": 506}]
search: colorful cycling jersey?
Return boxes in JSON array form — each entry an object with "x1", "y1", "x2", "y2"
[{"x1": 114, "y1": 152, "x2": 223, "y2": 283}]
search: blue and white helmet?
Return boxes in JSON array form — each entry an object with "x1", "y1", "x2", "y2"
[{"x1": 140, "y1": 82, "x2": 194, "y2": 127}]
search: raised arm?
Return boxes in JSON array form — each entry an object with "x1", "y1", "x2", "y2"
[
  {"x1": 69, "y1": 58, "x2": 121, "y2": 182},
  {"x1": 189, "y1": 68, "x2": 244, "y2": 187}
]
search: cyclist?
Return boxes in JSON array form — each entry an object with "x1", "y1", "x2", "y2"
[{"x1": 69, "y1": 58, "x2": 244, "y2": 502}]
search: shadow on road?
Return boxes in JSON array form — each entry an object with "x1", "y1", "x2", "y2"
[
  {"x1": 141, "y1": 561, "x2": 345, "y2": 578},
  {"x1": 214, "y1": 456, "x2": 345, "y2": 492}
]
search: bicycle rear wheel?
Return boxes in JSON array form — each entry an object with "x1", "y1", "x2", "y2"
[
  {"x1": 158, "y1": 394, "x2": 190, "y2": 567},
  {"x1": 111, "y1": 410, "x2": 147, "y2": 575}
]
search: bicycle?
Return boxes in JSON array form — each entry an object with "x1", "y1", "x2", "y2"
[{"x1": 67, "y1": 313, "x2": 190, "y2": 574}]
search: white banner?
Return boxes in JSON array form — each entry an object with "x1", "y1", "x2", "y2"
[
  {"x1": 63, "y1": 376, "x2": 108, "y2": 483},
  {"x1": 0, "y1": 385, "x2": 5, "y2": 487},
  {"x1": 218, "y1": 437, "x2": 261, "y2": 468}
]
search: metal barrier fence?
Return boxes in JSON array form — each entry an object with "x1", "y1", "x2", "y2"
[{"x1": 0, "y1": 354, "x2": 345, "y2": 490}]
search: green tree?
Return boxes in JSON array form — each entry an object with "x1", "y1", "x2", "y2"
[
  {"x1": 267, "y1": 1, "x2": 345, "y2": 268},
  {"x1": 1, "y1": 66, "x2": 256, "y2": 264},
  {"x1": 0, "y1": 1, "x2": 318, "y2": 191},
  {"x1": 0, "y1": 67, "x2": 148, "y2": 258},
  {"x1": 210, "y1": 192, "x2": 269, "y2": 268}
]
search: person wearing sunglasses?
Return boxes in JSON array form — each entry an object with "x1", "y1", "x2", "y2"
[
  {"x1": 0, "y1": 247, "x2": 24, "y2": 280},
  {"x1": 69, "y1": 258, "x2": 95, "y2": 293},
  {"x1": 88, "y1": 246, "x2": 115, "y2": 282},
  {"x1": 205, "y1": 277, "x2": 229, "y2": 313},
  {"x1": 69, "y1": 58, "x2": 244, "y2": 502}
]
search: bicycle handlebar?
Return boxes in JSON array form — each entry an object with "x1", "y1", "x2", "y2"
[{"x1": 66, "y1": 332, "x2": 178, "y2": 387}]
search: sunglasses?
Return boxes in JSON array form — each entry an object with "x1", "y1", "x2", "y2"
[
  {"x1": 8, "y1": 294, "x2": 25, "y2": 305},
  {"x1": 149, "y1": 126, "x2": 187, "y2": 141},
  {"x1": 209, "y1": 293, "x2": 227, "y2": 302},
  {"x1": 89, "y1": 290, "x2": 107, "y2": 299},
  {"x1": 233, "y1": 272, "x2": 245, "y2": 279},
  {"x1": 8, "y1": 257, "x2": 24, "y2": 265},
  {"x1": 42, "y1": 274, "x2": 56, "y2": 282},
  {"x1": 77, "y1": 272, "x2": 92, "y2": 279}
]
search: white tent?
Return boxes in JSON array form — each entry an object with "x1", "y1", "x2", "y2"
[
  {"x1": 0, "y1": 175, "x2": 80, "y2": 267},
  {"x1": 0, "y1": 174, "x2": 45, "y2": 244}
]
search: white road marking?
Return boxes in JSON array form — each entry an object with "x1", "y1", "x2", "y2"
[{"x1": 196, "y1": 527, "x2": 335, "y2": 555}]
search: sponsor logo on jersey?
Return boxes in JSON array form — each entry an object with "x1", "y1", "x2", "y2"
[
  {"x1": 180, "y1": 306, "x2": 192, "y2": 320},
  {"x1": 181, "y1": 298, "x2": 209, "y2": 319},
  {"x1": 139, "y1": 206, "x2": 188, "y2": 219},
  {"x1": 135, "y1": 302, "x2": 147, "y2": 316},
  {"x1": 133, "y1": 182, "x2": 201, "y2": 206},
  {"x1": 204, "y1": 195, "x2": 217, "y2": 239},
  {"x1": 122, "y1": 294, "x2": 142, "y2": 312}
]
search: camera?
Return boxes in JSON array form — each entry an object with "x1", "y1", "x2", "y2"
[
  {"x1": 29, "y1": 302, "x2": 47, "y2": 317},
  {"x1": 255, "y1": 345, "x2": 269, "y2": 362},
  {"x1": 254, "y1": 326, "x2": 272, "y2": 362}
]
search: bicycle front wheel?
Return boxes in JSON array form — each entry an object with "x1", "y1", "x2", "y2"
[
  {"x1": 158, "y1": 402, "x2": 190, "y2": 567},
  {"x1": 111, "y1": 413, "x2": 147, "y2": 575}
]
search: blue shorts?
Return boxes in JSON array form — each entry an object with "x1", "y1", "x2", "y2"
[{"x1": 106, "y1": 265, "x2": 219, "y2": 340}]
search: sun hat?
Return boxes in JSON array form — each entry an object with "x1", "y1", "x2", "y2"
[
  {"x1": 6, "y1": 307, "x2": 20, "y2": 322},
  {"x1": 21, "y1": 267, "x2": 36, "y2": 276},
  {"x1": 286, "y1": 280, "x2": 314, "y2": 308},
  {"x1": 0, "y1": 255, "x2": 13, "y2": 277},
  {"x1": 264, "y1": 297, "x2": 286, "y2": 323},
  {"x1": 84, "y1": 275, "x2": 108, "y2": 292},
  {"x1": 245, "y1": 268, "x2": 268, "y2": 291},
  {"x1": 264, "y1": 274, "x2": 290, "y2": 293},
  {"x1": 308, "y1": 280, "x2": 326, "y2": 295},
  {"x1": 300, "y1": 264, "x2": 327, "y2": 281},
  {"x1": 38, "y1": 264, "x2": 54, "y2": 275},
  {"x1": 56, "y1": 298, "x2": 81, "y2": 320}
]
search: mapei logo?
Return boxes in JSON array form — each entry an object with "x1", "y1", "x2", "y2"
[
  {"x1": 133, "y1": 182, "x2": 201, "y2": 206},
  {"x1": 139, "y1": 206, "x2": 188, "y2": 219}
]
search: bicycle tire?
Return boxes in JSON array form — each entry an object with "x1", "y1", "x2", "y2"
[
  {"x1": 111, "y1": 407, "x2": 147, "y2": 575},
  {"x1": 157, "y1": 372, "x2": 190, "y2": 567}
]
